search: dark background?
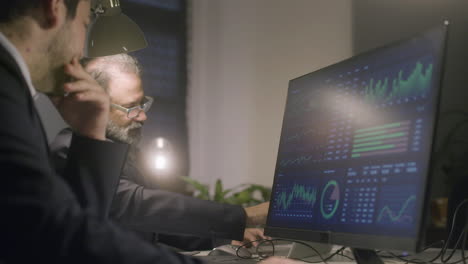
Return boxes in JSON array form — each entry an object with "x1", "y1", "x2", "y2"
[{"x1": 123, "y1": 0, "x2": 189, "y2": 190}]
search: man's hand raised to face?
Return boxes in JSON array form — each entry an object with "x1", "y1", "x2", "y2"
[{"x1": 50, "y1": 57, "x2": 110, "y2": 141}]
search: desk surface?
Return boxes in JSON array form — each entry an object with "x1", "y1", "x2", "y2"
[{"x1": 189, "y1": 246, "x2": 467, "y2": 264}]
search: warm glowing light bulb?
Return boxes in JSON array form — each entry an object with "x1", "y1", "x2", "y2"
[
  {"x1": 146, "y1": 137, "x2": 173, "y2": 173},
  {"x1": 156, "y1": 137, "x2": 165, "y2": 148},
  {"x1": 154, "y1": 155, "x2": 167, "y2": 170}
]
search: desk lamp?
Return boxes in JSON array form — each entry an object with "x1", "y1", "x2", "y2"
[{"x1": 87, "y1": 0, "x2": 147, "y2": 57}]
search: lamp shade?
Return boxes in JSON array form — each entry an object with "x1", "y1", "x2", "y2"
[{"x1": 86, "y1": 12, "x2": 147, "y2": 57}]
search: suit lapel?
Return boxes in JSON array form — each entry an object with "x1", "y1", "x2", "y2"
[{"x1": 0, "y1": 44, "x2": 51, "y2": 155}]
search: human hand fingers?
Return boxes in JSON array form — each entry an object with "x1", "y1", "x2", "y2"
[
  {"x1": 230, "y1": 231, "x2": 261, "y2": 248},
  {"x1": 240, "y1": 228, "x2": 267, "y2": 247},
  {"x1": 231, "y1": 240, "x2": 242, "y2": 246},
  {"x1": 63, "y1": 79, "x2": 106, "y2": 97},
  {"x1": 247, "y1": 228, "x2": 266, "y2": 238},
  {"x1": 62, "y1": 89, "x2": 108, "y2": 106},
  {"x1": 62, "y1": 57, "x2": 108, "y2": 108},
  {"x1": 64, "y1": 57, "x2": 95, "y2": 82},
  {"x1": 53, "y1": 66, "x2": 110, "y2": 141},
  {"x1": 54, "y1": 90, "x2": 109, "y2": 140}
]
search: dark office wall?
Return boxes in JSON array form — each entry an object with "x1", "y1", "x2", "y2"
[
  {"x1": 123, "y1": 0, "x2": 189, "y2": 190},
  {"x1": 353, "y1": 0, "x2": 468, "y2": 198}
]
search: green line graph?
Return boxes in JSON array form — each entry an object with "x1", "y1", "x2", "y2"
[
  {"x1": 276, "y1": 184, "x2": 318, "y2": 210},
  {"x1": 280, "y1": 155, "x2": 313, "y2": 167},
  {"x1": 286, "y1": 128, "x2": 316, "y2": 142},
  {"x1": 377, "y1": 195, "x2": 416, "y2": 223},
  {"x1": 364, "y1": 62, "x2": 433, "y2": 103}
]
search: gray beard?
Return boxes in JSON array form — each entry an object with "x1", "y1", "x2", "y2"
[{"x1": 106, "y1": 119, "x2": 143, "y2": 146}]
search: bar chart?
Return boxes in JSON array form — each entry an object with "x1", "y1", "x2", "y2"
[{"x1": 351, "y1": 121, "x2": 411, "y2": 158}]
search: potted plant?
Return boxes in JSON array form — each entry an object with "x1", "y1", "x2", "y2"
[{"x1": 181, "y1": 177, "x2": 271, "y2": 206}]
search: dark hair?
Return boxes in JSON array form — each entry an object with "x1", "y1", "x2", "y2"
[{"x1": 0, "y1": 0, "x2": 81, "y2": 23}]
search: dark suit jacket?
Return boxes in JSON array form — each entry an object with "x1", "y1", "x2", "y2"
[
  {"x1": 0, "y1": 43, "x2": 202, "y2": 263},
  {"x1": 51, "y1": 129, "x2": 247, "y2": 250}
]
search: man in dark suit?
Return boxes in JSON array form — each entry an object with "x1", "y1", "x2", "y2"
[
  {"x1": 0, "y1": 0, "x2": 203, "y2": 262},
  {"x1": 51, "y1": 53, "x2": 269, "y2": 250}
]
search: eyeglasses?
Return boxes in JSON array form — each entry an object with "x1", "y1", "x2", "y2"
[{"x1": 111, "y1": 96, "x2": 154, "y2": 119}]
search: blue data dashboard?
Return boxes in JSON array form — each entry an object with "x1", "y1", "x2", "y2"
[{"x1": 267, "y1": 25, "x2": 446, "y2": 239}]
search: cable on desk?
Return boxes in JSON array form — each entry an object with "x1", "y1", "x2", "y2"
[
  {"x1": 235, "y1": 199, "x2": 468, "y2": 263},
  {"x1": 439, "y1": 199, "x2": 468, "y2": 263},
  {"x1": 235, "y1": 238, "x2": 269, "y2": 259},
  {"x1": 238, "y1": 238, "x2": 352, "y2": 263},
  {"x1": 460, "y1": 225, "x2": 467, "y2": 264},
  {"x1": 263, "y1": 239, "x2": 329, "y2": 263},
  {"x1": 378, "y1": 199, "x2": 468, "y2": 264},
  {"x1": 378, "y1": 240, "x2": 444, "y2": 259}
]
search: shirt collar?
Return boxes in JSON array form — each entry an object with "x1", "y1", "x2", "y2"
[{"x1": 0, "y1": 32, "x2": 37, "y2": 99}]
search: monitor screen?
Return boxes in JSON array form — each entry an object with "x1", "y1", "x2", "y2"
[{"x1": 265, "y1": 22, "x2": 448, "y2": 253}]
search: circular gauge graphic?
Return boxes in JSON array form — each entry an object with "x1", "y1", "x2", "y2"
[{"x1": 320, "y1": 180, "x2": 340, "y2": 219}]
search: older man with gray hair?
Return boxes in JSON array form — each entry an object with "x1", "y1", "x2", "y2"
[{"x1": 51, "y1": 53, "x2": 270, "y2": 250}]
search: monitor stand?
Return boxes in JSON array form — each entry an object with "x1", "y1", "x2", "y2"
[
  {"x1": 352, "y1": 248, "x2": 384, "y2": 264},
  {"x1": 286, "y1": 241, "x2": 332, "y2": 259}
]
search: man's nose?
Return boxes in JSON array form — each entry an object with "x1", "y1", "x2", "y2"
[{"x1": 135, "y1": 111, "x2": 147, "y2": 122}]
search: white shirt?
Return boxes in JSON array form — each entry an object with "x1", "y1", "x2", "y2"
[{"x1": 0, "y1": 32, "x2": 37, "y2": 99}]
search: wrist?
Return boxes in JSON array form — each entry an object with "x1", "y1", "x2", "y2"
[
  {"x1": 244, "y1": 207, "x2": 260, "y2": 226},
  {"x1": 244, "y1": 202, "x2": 270, "y2": 226}
]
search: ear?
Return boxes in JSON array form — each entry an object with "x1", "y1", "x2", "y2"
[{"x1": 41, "y1": 0, "x2": 66, "y2": 28}]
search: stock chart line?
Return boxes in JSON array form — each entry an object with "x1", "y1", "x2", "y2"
[
  {"x1": 280, "y1": 155, "x2": 313, "y2": 167},
  {"x1": 286, "y1": 128, "x2": 316, "y2": 142},
  {"x1": 377, "y1": 195, "x2": 416, "y2": 223},
  {"x1": 364, "y1": 62, "x2": 433, "y2": 104},
  {"x1": 276, "y1": 184, "x2": 318, "y2": 210}
]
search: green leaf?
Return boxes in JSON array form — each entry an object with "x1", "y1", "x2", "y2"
[
  {"x1": 221, "y1": 189, "x2": 232, "y2": 197},
  {"x1": 214, "y1": 179, "x2": 224, "y2": 202},
  {"x1": 180, "y1": 176, "x2": 210, "y2": 200},
  {"x1": 236, "y1": 189, "x2": 251, "y2": 204},
  {"x1": 224, "y1": 196, "x2": 240, "y2": 205},
  {"x1": 181, "y1": 177, "x2": 272, "y2": 205}
]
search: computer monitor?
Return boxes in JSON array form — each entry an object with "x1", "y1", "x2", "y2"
[{"x1": 265, "y1": 22, "x2": 448, "y2": 262}]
